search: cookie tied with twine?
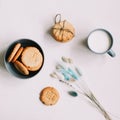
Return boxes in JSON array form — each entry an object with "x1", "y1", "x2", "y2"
[{"x1": 51, "y1": 14, "x2": 75, "y2": 42}]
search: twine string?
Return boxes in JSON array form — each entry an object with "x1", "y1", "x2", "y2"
[{"x1": 55, "y1": 14, "x2": 61, "y2": 24}]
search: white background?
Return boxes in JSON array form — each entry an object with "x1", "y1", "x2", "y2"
[{"x1": 0, "y1": 0, "x2": 120, "y2": 120}]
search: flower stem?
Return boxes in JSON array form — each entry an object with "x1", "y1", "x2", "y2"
[{"x1": 85, "y1": 92, "x2": 112, "y2": 120}]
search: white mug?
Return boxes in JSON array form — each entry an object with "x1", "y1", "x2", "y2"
[{"x1": 87, "y1": 29, "x2": 115, "y2": 57}]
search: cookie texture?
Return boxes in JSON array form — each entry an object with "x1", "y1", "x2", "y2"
[
  {"x1": 21, "y1": 47, "x2": 43, "y2": 71},
  {"x1": 40, "y1": 87, "x2": 59, "y2": 105},
  {"x1": 7, "y1": 43, "x2": 21, "y2": 62},
  {"x1": 14, "y1": 60, "x2": 29, "y2": 75},
  {"x1": 12, "y1": 47, "x2": 24, "y2": 63},
  {"x1": 52, "y1": 20, "x2": 75, "y2": 42}
]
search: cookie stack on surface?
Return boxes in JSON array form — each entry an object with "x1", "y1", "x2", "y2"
[
  {"x1": 7, "y1": 43, "x2": 43, "y2": 75},
  {"x1": 52, "y1": 20, "x2": 75, "y2": 42},
  {"x1": 51, "y1": 14, "x2": 75, "y2": 42}
]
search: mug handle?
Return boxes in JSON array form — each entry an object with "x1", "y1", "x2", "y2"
[{"x1": 107, "y1": 49, "x2": 116, "y2": 57}]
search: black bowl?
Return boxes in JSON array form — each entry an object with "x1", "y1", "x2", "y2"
[{"x1": 4, "y1": 39, "x2": 44, "y2": 79}]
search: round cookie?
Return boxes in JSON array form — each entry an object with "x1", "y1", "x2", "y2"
[
  {"x1": 52, "y1": 20, "x2": 75, "y2": 42},
  {"x1": 14, "y1": 60, "x2": 29, "y2": 75},
  {"x1": 40, "y1": 87, "x2": 59, "y2": 105},
  {"x1": 21, "y1": 47, "x2": 43, "y2": 71},
  {"x1": 7, "y1": 43, "x2": 21, "y2": 62},
  {"x1": 12, "y1": 47, "x2": 24, "y2": 63}
]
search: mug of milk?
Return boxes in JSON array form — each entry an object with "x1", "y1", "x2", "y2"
[{"x1": 87, "y1": 29, "x2": 115, "y2": 57}]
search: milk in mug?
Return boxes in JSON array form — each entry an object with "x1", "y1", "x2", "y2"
[{"x1": 88, "y1": 30, "x2": 112, "y2": 53}]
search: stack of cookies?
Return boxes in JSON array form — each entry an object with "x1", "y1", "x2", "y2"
[
  {"x1": 51, "y1": 14, "x2": 75, "y2": 43},
  {"x1": 7, "y1": 43, "x2": 43, "y2": 75},
  {"x1": 52, "y1": 20, "x2": 75, "y2": 42}
]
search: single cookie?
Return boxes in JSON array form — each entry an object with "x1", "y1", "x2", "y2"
[
  {"x1": 40, "y1": 87, "x2": 59, "y2": 106},
  {"x1": 21, "y1": 47, "x2": 43, "y2": 71},
  {"x1": 12, "y1": 47, "x2": 24, "y2": 63},
  {"x1": 52, "y1": 20, "x2": 75, "y2": 42},
  {"x1": 14, "y1": 60, "x2": 29, "y2": 75},
  {"x1": 7, "y1": 43, "x2": 21, "y2": 62}
]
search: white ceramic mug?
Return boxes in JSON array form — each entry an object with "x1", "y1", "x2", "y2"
[{"x1": 87, "y1": 29, "x2": 115, "y2": 57}]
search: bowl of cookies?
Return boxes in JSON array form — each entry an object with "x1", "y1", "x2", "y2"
[{"x1": 4, "y1": 39, "x2": 44, "y2": 79}]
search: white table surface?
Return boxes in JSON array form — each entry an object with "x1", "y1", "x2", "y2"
[{"x1": 0, "y1": 0, "x2": 120, "y2": 120}]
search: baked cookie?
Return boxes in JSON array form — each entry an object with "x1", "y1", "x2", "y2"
[
  {"x1": 40, "y1": 87, "x2": 59, "y2": 105},
  {"x1": 14, "y1": 60, "x2": 29, "y2": 75},
  {"x1": 52, "y1": 20, "x2": 75, "y2": 42},
  {"x1": 7, "y1": 43, "x2": 21, "y2": 62},
  {"x1": 21, "y1": 47, "x2": 43, "y2": 71},
  {"x1": 12, "y1": 47, "x2": 24, "y2": 63}
]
